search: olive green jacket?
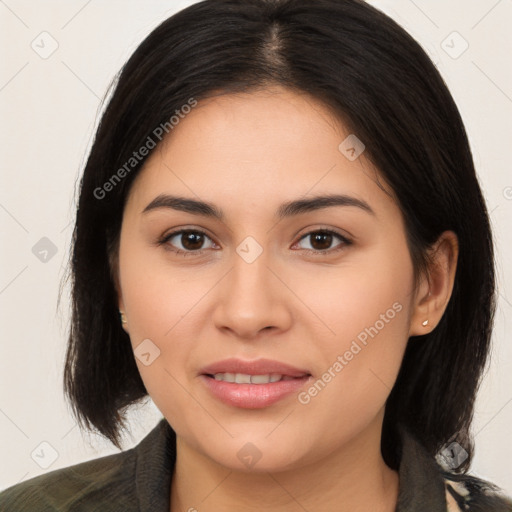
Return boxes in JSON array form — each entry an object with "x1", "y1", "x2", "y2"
[{"x1": 0, "y1": 419, "x2": 510, "y2": 511}]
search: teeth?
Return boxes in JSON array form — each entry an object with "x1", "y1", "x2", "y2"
[
  {"x1": 212, "y1": 373, "x2": 295, "y2": 384},
  {"x1": 215, "y1": 372, "x2": 235, "y2": 382},
  {"x1": 236, "y1": 373, "x2": 251, "y2": 384}
]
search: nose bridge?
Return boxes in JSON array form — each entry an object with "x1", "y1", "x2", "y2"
[
  {"x1": 212, "y1": 238, "x2": 291, "y2": 336},
  {"x1": 228, "y1": 243, "x2": 274, "y2": 311}
]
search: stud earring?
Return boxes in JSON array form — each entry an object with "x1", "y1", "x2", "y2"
[
  {"x1": 422, "y1": 319, "x2": 429, "y2": 327},
  {"x1": 119, "y1": 311, "x2": 127, "y2": 324}
]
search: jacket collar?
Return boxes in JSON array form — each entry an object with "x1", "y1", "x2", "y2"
[
  {"x1": 135, "y1": 418, "x2": 176, "y2": 511},
  {"x1": 133, "y1": 419, "x2": 447, "y2": 512},
  {"x1": 395, "y1": 424, "x2": 447, "y2": 511}
]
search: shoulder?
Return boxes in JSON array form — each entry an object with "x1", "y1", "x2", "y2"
[
  {"x1": 442, "y1": 471, "x2": 512, "y2": 512},
  {"x1": 0, "y1": 447, "x2": 138, "y2": 512}
]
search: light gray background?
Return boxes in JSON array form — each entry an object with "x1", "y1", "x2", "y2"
[{"x1": 1, "y1": 0, "x2": 511, "y2": 496}]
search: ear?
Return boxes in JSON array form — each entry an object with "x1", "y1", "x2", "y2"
[{"x1": 409, "y1": 230, "x2": 459, "y2": 336}]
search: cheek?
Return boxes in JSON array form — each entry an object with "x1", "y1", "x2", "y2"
[
  {"x1": 305, "y1": 235, "x2": 413, "y2": 353},
  {"x1": 294, "y1": 242, "x2": 413, "y2": 431},
  {"x1": 118, "y1": 230, "x2": 209, "y2": 339},
  {"x1": 117, "y1": 237, "x2": 192, "y2": 385},
  {"x1": 119, "y1": 267, "x2": 204, "y2": 426}
]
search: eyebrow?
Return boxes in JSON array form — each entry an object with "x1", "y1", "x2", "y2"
[{"x1": 142, "y1": 193, "x2": 375, "y2": 220}]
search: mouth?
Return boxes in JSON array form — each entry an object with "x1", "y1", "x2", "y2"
[{"x1": 198, "y1": 358, "x2": 313, "y2": 408}]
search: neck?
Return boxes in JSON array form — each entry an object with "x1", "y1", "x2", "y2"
[{"x1": 170, "y1": 414, "x2": 399, "y2": 512}]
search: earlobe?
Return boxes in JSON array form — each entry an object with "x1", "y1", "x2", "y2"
[
  {"x1": 118, "y1": 307, "x2": 129, "y2": 333},
  {"x1": 110, "y1": 251, "x2": 129, "y2": 332},
  {"x1": 409, "y1": 231, "x2": 459, "y2": 336},
  {"x1": 116, "y1": 284, "x2": 129, "y2": 334}
]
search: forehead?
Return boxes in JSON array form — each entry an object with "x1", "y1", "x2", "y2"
[{"x1": 125, "y1": 87, "x2": 396, "y2": 219}]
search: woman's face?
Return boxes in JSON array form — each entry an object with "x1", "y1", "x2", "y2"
[{"x1": 116, "y1": 86, "x2": 420, "y2": 471}]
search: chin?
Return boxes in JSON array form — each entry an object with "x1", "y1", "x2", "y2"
[{"x1": 201, "y1": 437, "x2": 309, "y2": 474}]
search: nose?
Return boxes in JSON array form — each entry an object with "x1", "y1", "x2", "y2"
[{"x1": 211, "y1": 249, "x2": 293, "y2": 340}]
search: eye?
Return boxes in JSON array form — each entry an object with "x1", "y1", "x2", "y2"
[
  {"x1": 293, "y1": 229, "x2": 352, "y2": 255},
  {"x1": 157, "y1": 227, "x2": 352, "y2": 257},
  {"x1": 158, "y1": 229, "x2": 216, "y2": 256}
]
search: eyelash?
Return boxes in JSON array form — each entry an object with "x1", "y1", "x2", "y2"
[{"x1": 157, "y1": 227, "x2": 353, "y2": 257}]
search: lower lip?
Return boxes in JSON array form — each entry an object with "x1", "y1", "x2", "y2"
[{"x1": 199, "y1": 374, "x2": 312, "y2": 409}]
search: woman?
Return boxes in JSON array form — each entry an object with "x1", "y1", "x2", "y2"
[{"x1": 1, "y1": 0, "x2": 510, "y2": 510}]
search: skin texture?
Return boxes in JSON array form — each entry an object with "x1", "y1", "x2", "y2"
[{"x1": 114, "y1": 86, "x2": 458, "y2": 512}]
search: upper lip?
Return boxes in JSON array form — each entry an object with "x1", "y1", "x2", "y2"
[{"x1": 200, "y1": 358, "x2": 311, "y2": 378}]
